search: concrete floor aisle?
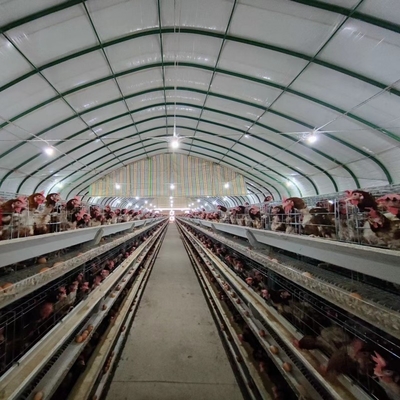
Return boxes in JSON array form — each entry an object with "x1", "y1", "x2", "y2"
[{"x1": 106, "y1": 223, "x2": 243, "y2": 400}]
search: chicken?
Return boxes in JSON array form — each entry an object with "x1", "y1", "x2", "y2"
[
  {"x1": 376, "y1": 194, "x2": 400, "y2": 218},
  {"x1": 365, "y1": 208, "x2": 400, "y2": 248},
  {"x1": 0, "y1": 196, "x2": 29, "y2": 239},
  {"x1": 372, "y1": 352, "x2": 400, "y2": 400},
  {"x1": 283, "y1": 197, "x2": 335, "y2": 238},
  {"x1": 270, "y1": 205, "x2": 286, "y2": 232},
  {"x1": 344, "y1": 190, "x2": 377, "y2": 212},
  {"x1": 294, "y1": 325, "x2": 350, "y2": 355}
]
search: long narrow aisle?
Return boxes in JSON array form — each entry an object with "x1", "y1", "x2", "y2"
[{"x1": 106, "y1": 224, "x2": 243, "y2": 400}]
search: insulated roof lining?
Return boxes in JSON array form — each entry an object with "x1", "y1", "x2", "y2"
[{"x1": 0, "y1": 0, "x2": 399, "y2": 202}]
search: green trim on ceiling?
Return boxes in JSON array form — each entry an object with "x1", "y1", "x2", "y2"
[
  {"x1": 0, "y1": 86, "x2": 358, "y2": 188},
  {"x1": 290, "y1": 0, "x2": 400, "y2": 34},
  {"x1": 0, "y1": 61, "x2": 394, "y2": 183},
  {"x1": 63, "y1": 144, "x2": 289, "y2": 200},
  {"x1": 16, "y1": 113, "x2": 325, "y2": 195},
  {"x1": 12, "y1": 98, "x2": 385, "y2": 192},
  {"x1": 0, "y1": 0, "x2": 86, "y2": 34},
  {"x1": 156, "y1": 0, "x2": 168, "y2": 133},
  {"x1": 187, "y1": 0, "x2": 238, "y2": 155},
  {"x1": 31, "y1": 128, "x2": 304, "y2": 196}
]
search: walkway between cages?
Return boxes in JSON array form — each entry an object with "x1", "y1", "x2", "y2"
[{"x1": 106, "y1": 223, "x2": 243, "y2": 400}]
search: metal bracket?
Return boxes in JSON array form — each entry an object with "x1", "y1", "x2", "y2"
[
  {"x1": 246, "y1": 230, "x2": 270, "y2": 251},
  {"x1": 91, "y1": 228, "x2": 104, "y2": 246},
  {"x1": 211, "y1": 223, "x2": 232, "y2": 240},
  {"x1": 129, "y1": 222, "x2": 136, "y2": 232}
]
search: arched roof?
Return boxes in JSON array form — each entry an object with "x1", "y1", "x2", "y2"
[{"x1": 0, "y1": 0, "x2": 399, "y2": 201}]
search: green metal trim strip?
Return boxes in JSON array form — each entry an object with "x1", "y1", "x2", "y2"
[
  {"x1": 15, "y1": 97, "x2": 377, "y2": 193},
  {"x1": 0, "y1": 85, "x2": 355, "y2": 188},
  {"x1": 156, "y1": 0, "x2": 168, "y2": 132},
  {"x1": 290, "y1": 0, "x2": 400, "y2": 34},
  {"x1": 0, "y1": 0, "x2": 86, "y2": 34},
  {"x1": 0, "y1": 61, "x2": 393, "y2": 183},
  {"x1": 64, "y1": 144, "x2": 288, "y2": 200},
  {"x1": 17, "y1": 106, "x2": 319, "y2": 195},
  {"x1": 31, "y1": 125, "x2": 302, "y2": 196},
  {"x1": 187, "y1": 0, "x2": 237, "y2": 154},
  {"x1": 235, "y1": 0, "x2": 364, "y2": 176},
  {"x1": 0, "y1": 23, "x2": 399, "y2": 100},
  {"x1": 82, "y1": 2, "x2": 136, "y2": 163}
]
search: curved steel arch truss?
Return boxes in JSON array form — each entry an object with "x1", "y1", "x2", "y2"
[{"x1": 0, "y1": 0, "x2": 398, "y2": 201}]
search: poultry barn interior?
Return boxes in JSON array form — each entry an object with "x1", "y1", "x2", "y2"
[{"x1": 1, "y1": 1, "x2": 400, "y2": 400}]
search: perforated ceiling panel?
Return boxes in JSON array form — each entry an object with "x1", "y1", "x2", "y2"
[{"x1": 0, "y1": 0, "x2": 399, "y2": 205}]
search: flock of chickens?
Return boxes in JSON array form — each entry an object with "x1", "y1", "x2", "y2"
[
  {"x1": 0, "y1": 191, "x2": 157, "y2": 240},
  {"x1": 186, "y1": 225, "x2": 400, "y2": 400},
  {"x1": 0, "y1": 226, "x2": 158, "y2": 376},
  {"x1": 188, "y1": 190, "x2": 400, "y2": 249}
]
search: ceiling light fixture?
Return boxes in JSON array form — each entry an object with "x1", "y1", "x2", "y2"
[
  {"x1": 170, "y1": 184, "x2": 175, "y2": 190},
  {"x1": 115, "y1": 183, "x2": 121, "y2": 189},
  {"x1": 224, "y1": 183, "x2": 229, "y2": 188},
  {"x1": 307, "y1": 134, "x2": 318, "y2": 144},
  {"x1": 45, "y1": 147, "x2": 54, "y2": 155},
  {"x1": 135, "y1": 196, "x2": 139, "y2": 200},
  {"x1": 171, "y1": 139, "x2": 179, "y2": 149}
]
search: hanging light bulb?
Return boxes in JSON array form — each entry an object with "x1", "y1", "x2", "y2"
[
  {"x1": 45, "y1": 147, "x2": 54, "y2": 155},
  {"x1": 171, "y1": 139, "x2": 179, "y2": 149},
  {"x1": 170, "y1": 184, "x2": 175, "y2": 190}
]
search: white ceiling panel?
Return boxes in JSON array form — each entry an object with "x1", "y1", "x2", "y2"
[
  {"x1": 105, "y1": 35, "x2": 161, "y2": 73},
  {"x1": 205, "y1": 96, "x2": 263, "y2": 121},
  {"x1": 0, "y1": 35, "x2": 33, "y2": 87},
  {"x1": 126, "y1": 91, "x2": 165, "y2": 112},
  {"x1": 291, "y1": 64, "x2": 382, "y2": 111},
  {"x1": 161, "y1": 0, "x2": 233, "y2": 32},
  {"x1": 0, "y1": 74, "x2": 57, "y2": 121},
  {"x1": 352, "y1": 91, "x2": 400, "y2": 130},
  {"x1": 166, "y1": 89, "x2": 207, "y2": 106},
  {"x1": 219, "y1": 41, "x2": 308, "y2": 86},
  {"x1": 359, "y1": 0, "x2": 400, "y2": 27},
  {"x1": 41, "y1": 118, "x2": 88, "y2": 141},
  {"x1": 91, "y1": 115, "x2": 133, "y2": 136},
  {"x1": 0, "y1": 0, "x2": 62, "y2": 27},
  {"x1": 65, "y1": 80, "x2": 120, "y2": 113},
  {"x1": 231, "y1": 1, "x2": 345, "y2": 55},
  {"x1": 165, "y1": 66, "x2": 213, "y2": 90},
  {"x1": 42, "y1": 50, "x2": 110, "y2": 93},
  {"x1": 319, "y1": 20, "x2": 400, "y2": 86},
  {"x1": 197, "y1": 121, "x2": 242, "y2": 139},
  {"x1": 15, "y1": 100, "x2": 74, "y2": 134},
  {"x1": 7, "y1": 5, "x2": 97, "y2": 66},
  {"x1": 88, "y1": 0, "x2": 158, "y2": 42},
  {"x1": 201, "y1": 109, "x2": 251, "y2": 131},
  {"x1": 163, "y1": 33, "x2": 223, "y2": 67},
  {"x1": 117, "y1": 69, "x2": 164, "y2": 95},
  {"x1": 210, "y1": 74, "x2": 282, "y2": 106},
  {"x1": 81, "y1": 102, "x2": 127, "y2": 126},
  {"x1": 0, "y1": 0, "x2": 399, "y2": 198}
]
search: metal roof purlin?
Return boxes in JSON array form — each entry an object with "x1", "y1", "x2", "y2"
[
  {"x1": 0, "y1": 61, "x2": 395, "y2": 183},
  {"x1": 82, "y1": 2, "x2": 148, "y2": 159},
  {"x1": 157, "y1": 0, "x2": 169, "y2": 136},
  {"x1": 21, "y1": 116, "x2": 325, "y2": 195},
  {"x1": 0, "y1": 86, "x2": 355, "y2": 189},
  {"x1": 187, "y1": 0, "x2": 237, "y2": 155},
  {"x1": 2, "y1": 28, "x2": 400, "y2": 101},
  {"x1": 13, "y1": 99, "x2": 381, "y2": 193},
  {"x1": 217, "y1": 0, "x2": 365, "y2": 188}
]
